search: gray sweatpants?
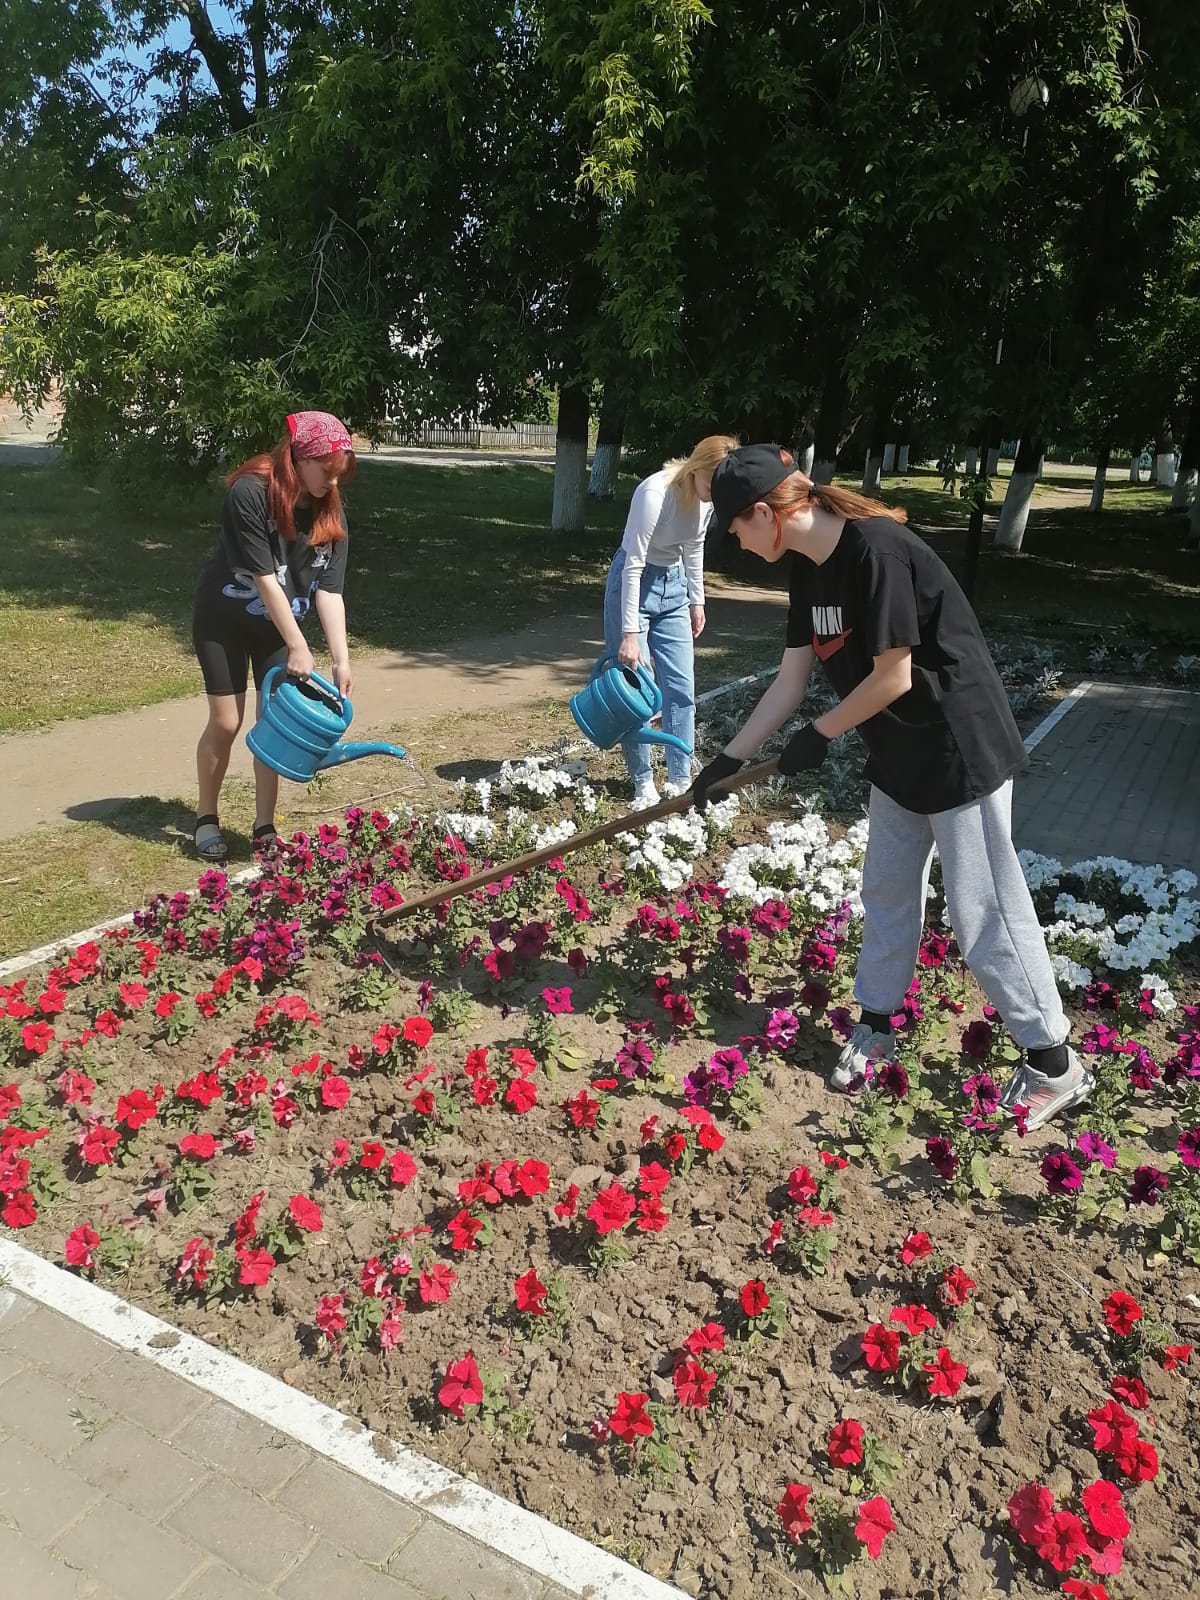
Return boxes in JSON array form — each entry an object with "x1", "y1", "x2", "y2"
[{"x1": 854, "y1": 780, "x2": 1069, "y2": 1051}]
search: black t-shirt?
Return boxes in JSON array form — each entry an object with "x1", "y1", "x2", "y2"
[
  {"x1": 785, "y1": 517, "x2": 1026, "y2": 813},
  {"x1": 193, "y1": 475, "x2": 348, "y2": 632}
]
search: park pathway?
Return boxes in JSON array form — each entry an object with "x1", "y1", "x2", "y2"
[{"x1": 0, "y1": 582, "x2": 787, "y2": 841}]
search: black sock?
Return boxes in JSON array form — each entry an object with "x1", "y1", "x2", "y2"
[
  {"x1": 860, "y1": 1008, "x2": 893, "y2": 1036},
  {"x1": 1028, "y1": 1043, "x2": 1069, "y2": 1077}
]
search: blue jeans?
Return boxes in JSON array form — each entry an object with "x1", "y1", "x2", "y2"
[{"x1": 603, "y1": 549, "x2": 695, "y2": 788}]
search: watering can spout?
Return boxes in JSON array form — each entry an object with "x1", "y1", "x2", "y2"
[
  {"x1": 636, "y1": 728, "x2": 693, "y2": 756},
  {"x1": 316, "y1": 739, "x2": 408, "y2": 770}
]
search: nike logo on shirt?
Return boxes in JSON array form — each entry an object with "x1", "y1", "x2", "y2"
[{"x1": 813, "y1": 628, "x2": 852, "y2": 661}]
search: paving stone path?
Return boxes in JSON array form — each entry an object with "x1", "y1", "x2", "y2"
[{"x1": 0, "y1": 1286, "x2": 648, "y2": 1600}]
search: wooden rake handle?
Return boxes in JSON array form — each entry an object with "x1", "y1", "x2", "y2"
[{"x1": 371, "y1": 756, "x2": 781, "y2": 929}]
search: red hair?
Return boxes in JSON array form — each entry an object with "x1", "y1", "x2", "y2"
[{"x1": 226, "y1": 436, "x2": 356, "y2": 546}]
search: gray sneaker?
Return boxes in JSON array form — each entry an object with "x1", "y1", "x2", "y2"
[
  {"x1": 831, "y1": 1021, "x2": 894, "y2": 1090},
  {"x1": 1006, "y1": 1049, "x2": 1094, "y2": 1132}
]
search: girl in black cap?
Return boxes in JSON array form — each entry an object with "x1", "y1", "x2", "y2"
[{"x1": 691, "y1": 445, "x2": 1090, "y2": 1132}]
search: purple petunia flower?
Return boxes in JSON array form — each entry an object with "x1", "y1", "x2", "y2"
[
  {"x1": 926, "y1": 1137, "x2": 958, "y2": 1181},
  {"x1": 1040, "y1": 1150, "x2": 1083, "y2": 1194},
  {"x1": 1176, "y1": 1129, "x2": 1200, "y2": 1169},
  {"x1": 961, "y1": 1021, "x2": 993, "y2": 1061},
  {"x1": 963, "y1": 1073, "x2": 1001, "y2": 1115},
  {"x1": 1128, "y1": 1165, "x2": 1169, "y2": 1206},
  {"x1": 875, "y1": 1061, "x2": 909, "y2": 1099},
  {"x1": 615, "y1": 1038, "x2": 655, "y2": 1080},
  {"x1": 1077, "y1": 1131, "x2": 1117, "y2": 1169},
  {"x1": 765, "y1": 1009, "x2": 800, "y2": 1050}
]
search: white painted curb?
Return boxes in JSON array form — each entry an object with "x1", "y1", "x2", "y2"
[
  {"x1": 1022, "y1": 680, "x2": 1092, "y2": 753},
  {"x1": 0, "y1": 1238, "x2": 685, "y2": 1600}
]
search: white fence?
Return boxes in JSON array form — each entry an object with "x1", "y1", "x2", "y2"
[{"x1": 378, "y1": 420, "x2": 564, "y2": 451}]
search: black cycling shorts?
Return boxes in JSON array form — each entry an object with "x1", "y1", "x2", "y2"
[{"x1": 193, "y1": 608, "x2": 290, "y2": 698}]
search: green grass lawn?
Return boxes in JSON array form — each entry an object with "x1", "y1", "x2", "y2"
[{"x1": 0, "y1": 457, "x2": 630, "y2": 732}]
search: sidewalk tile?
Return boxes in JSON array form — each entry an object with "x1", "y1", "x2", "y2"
[
  {"x1": 0, "y1": 1349, "x2": 26, "y2": 1387},
  {"x1": 0, "y1": 1287, "x2": 34, "y2": 1332},
  {"x1": 67, "y1": 1418, "x2": 207, "y2": 1521},
  {"x1": 177, "y1": 1562, "x2": 276, "y2": 1600},
  {"x1": 54, "y1": 1499, "x2": 203, "y2": 1600},
  {"x1": 0, "y1": 1366, "x2": 109, "y2": 1459},
  {"x1": 0, "y1": 1525, "x2": 92, "y2": 1600},
  {"x1": 0, "y1": 1435, "x2": 102, "y2": 1544},
  {"x1": 387, "y1": 1522, "x2": 544, "y2": 1600},
  {"x1": 79, "y1": 1350, "x2": 208, "y2": 1438},
  {"x1": 167, "y1": 1476, "x2": 312, "y2": 1586},
  {"x1": 278, "y1": 1540, "x2": 424, "y2": 1600},
  {"x1": 175, "y1": 1401, "x2": 308, "y2": 1496},
  {"x1": 0, "y1": 1306, "x2": 115, "y2": 1383},
  {"x1": 274, "y1": 1456, "x2": 421, "y2": 1564}
]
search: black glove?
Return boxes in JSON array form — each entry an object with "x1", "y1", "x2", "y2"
[
  {"x1": 777, "y1": 722, "x2": 830, "y2": 777},
  {"x1": 690, "y1": 752, "x2": 744, "y2": 813}
]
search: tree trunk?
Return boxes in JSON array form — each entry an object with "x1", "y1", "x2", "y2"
[
  {"x1": 861, "y1": 394, "x2": 890, "y2": 495},
  {"x1": 1089, "y1": 443, "x2": 1110, "y2": 514},
  {"x1": 882, "y1": 442, "x2": 897, "y2": 472},
  {"x1": 1170, "y1": 382, "x2": 1199, "y2": 510},
  {"x1": 798, "y1": 441, "x2": 815, "y2": 475},
  {"x1": 986, "y1": 446, "x2": 1001, "y2": 478},
  {"x1": 551, "y1": 384, "x2": 589, "y2": 534},
  {"x1": 1192, "y1": 487, "x2": 1200, "y2": 544},
  {"x1": 1153, "y1": 420, "x2": 1176, "y2": 487},
  {"x1": 587, "y1": 392, "x2": 624, "y2": 500},
  {"x1": 1129, "y1": 451, "x2": 1141, "y2": 484},
  {"x1": 897, "y1": 443, "x2": 910, "y2": 472},
  {"x1": 1035, "y1": 453, "x2": 1045, "y2": 480},
  {"x1": 812, "y1": 353, "x2": 846, "y2": 485},
  {"x1": 993, "y1": 434, "x2": 1044, "y2": 551},
  {"x1": 964, "y1": 444, "x2": 979, "y2": 477}
]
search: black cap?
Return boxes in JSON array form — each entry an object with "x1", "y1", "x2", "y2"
[{"x1": 709, "y1": 443, "x2": 797, "y2": 537}]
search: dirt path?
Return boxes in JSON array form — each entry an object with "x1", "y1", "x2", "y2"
[{"x1": 0, "y1": 581, "x2": 786, "y2": 840}]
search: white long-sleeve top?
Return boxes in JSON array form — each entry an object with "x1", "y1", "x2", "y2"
[{"x1": 616, "y1": 468, "x2": 708, "y2": 634}]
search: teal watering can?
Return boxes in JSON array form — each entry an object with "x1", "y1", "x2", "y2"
[
  {"x1": 247, "y1": 666, "x2": 407, "y2": 783},
  {"x1": 569, "y1": 656, "x2": 693, "y2": 757}
]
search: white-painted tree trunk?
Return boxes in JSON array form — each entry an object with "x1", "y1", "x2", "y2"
[
  {"x1": 1155, "y1": 452, "x2": 1177, "y2": 488},
  {"x1": 986, "y1": 447, "x2": 1001, "y2": 477},
  {"x1": 994, "y1": 468, "x2": 1038, "y2": 551},
  {"x1": 1192, "y1": 489, "x2": 1200, "y2": 543},
  {"x1": 1089, "y1": 447, "x2": 1110, "y2": 514},
  {"x1": 1129, "y1": 456, "x2": 1141, "y2": 483},
  {"x1": 551, "y1": 438, "x2": 588, "y2": 533},
  {"x1": 1169, "y1": 468, "x2": 1196, "y2": 510},
  {"x1": 897, "y1": 444, "x2": 910, "y2": 472},
  {"x1": 812, "y1": 457, "x2": 836, "y2": 485},
  {"x1": 587, "y1": 442, "x2": 620, "y2": 500},
  {"x1": 1035, "y1": 454, "x2": 1045, "y2": 480},
  {"x1": 965, "y1": 446, "x2": 979, "y2": 477},
  {"x1": 882, "y1": 442, "x2": 896, "y2": 472},
  {"x1": 798, "y1": 442, "x2": 815, "y2": 475},
  {"x1": 862, "y1": 451, "x2": 883, "y2": 494}
]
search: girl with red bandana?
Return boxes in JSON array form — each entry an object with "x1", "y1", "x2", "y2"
[{"x1": 191, "y1": 411, "x2": 356, "y2": 862}]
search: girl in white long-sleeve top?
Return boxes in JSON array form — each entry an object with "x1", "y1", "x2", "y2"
[{"x1": 602, "y1": 434, "x2": 738, "y2": 805}]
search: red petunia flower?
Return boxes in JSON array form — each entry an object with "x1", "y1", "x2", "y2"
[
  {"x1": 403, "y1": 1016, "x2": 433, "y2": 1049},
  {"x1": 179, "y1": 1132, "x2": 219, "y2": 1161},
  {"x1": 514, "y1": 1269, "x2": 547, "y2": 1316},
  {"x1": 360, "y1": 1141, "x2": 386, "y2": 1169},
  {"x1": 1036, "y1": 1510, "x2": 1090, "y2": 1572},
  {"x1": 608, "y1": 1391, "x2": 654, "y2": 1443},
  {"x1": 890, "y1": 1303, "x2": 937, "y2": 1336},
  {"x1": 776, "y1": 1483, "x2": 813, "y2": 1542},
  {"x1": 288, "y1": 1194, "x2": 323, "y2": 1233},
  {"x1": 899, "y1": 1229, "x2": 933, "y2": 1265},
  {"x1": 389, "y1": 1149, "x2": 418, "y2": 1187},
  {"x1": 787, "y1": 1165, "x2": 817, "y2": 1202},
  {"x1": 21, "y1": 1021, "x2": 55, "y2": 1055},
  {"x1": 418, "y1": 1263, "x2": 456, "y2": 1304},
  {"x1": 80, "y1": 1125, "x2": 120, "y2": 1165},
  {"x1": 939, "y1": 1265, "x2": 976, "y2": 1307},
  {"x1": 553, "y1": 1183, "x2": 580, "y2": 1219},
  {"x1": 115, "y1": 1089, "x2": 159, "y2": 1131},
  {"x1": 236, "y1": 1248, "x2": 275, "y2": 1287},
  {"x1": 1102, "y1": 1290, "x2": 1143, "y2": 1337},
  {"x1": 1081, "y1": 1480, "x2": 1129, "y2": 1541},
  {"x1": 684, "y1": 1322, "x2": 725, "y2": 1357},
  {"x1": 672, "y1": 1360, "x2": 716, "y2": 1409},
  {"x1": 1109, "y1": 1375, "x2": 1149, "y2": 1409},
  {"x1": 447, "y1": 1209, "x2": 483, "y2": 1251},
  {"x1": 1061, "y1": 1580, "x2": 1111, "y2": 1600},
  {"x1": 862, "y1": 1324, "x2": 901, "y2": 1372},
  {"x1": 64, "y1": 1224, "x2": 101, "y2": 1271},
  {"x1": 1008, "y1": 1482, "x2": 1055, "y2": 1546},
  {"x1": 1162, "y1": 1343, "x2": 1192, "y2": 1372},
  {"x1": 506, "y1": 1077, "x2": 538, "y2": 1114},
  {"x1": 439, "y1": 1352, "x2": 483, "y2": 1417},
  {"x1": 320, "y1": 1075, "x2": 351, "y2": 1109},
  {"x1": 517, "y1": 1159, "x2": 550, "y2": 1197},
  {"x1": 587, "y1": 1182, "x2": 636, "y2": 1235},
  {"x1": 2, "y1": 1191, "x2": 37, "y2": 1228},
  {"x1": 697, "y1": 1122, "x2": 725, "y2": 1153},
  {"x1": 1086, "y1": 1400, "x2": 1138, "y2": 1454},
  {"x1": 827, "y1": 1418, "x2": 865, "y2": 1468},
  {"x1": 740, "y1": 1279, "x2": 769, "y2": 1318},
  {"x1": 924, "y1": 1346, "x2": 968, "y2": 1399},
  {"x1": 855, "y1": 1496, "x2": 896, "y2": 1559}
]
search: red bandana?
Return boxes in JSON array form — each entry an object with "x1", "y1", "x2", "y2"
[{"x1": 286, "y1": 411, "x2": 353, "y2": 460}]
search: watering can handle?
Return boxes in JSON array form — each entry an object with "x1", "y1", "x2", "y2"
[
  {"x1": 591, "y1": 653, "x2": 653, "y2": 690},
  {"x1": 283, "y1": 670, "x2": 344, "y2": 715}
]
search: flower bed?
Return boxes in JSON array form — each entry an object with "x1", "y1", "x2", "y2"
[{"x1": 2, "y1": 771, "x2": 1198, "y2": 1600}]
